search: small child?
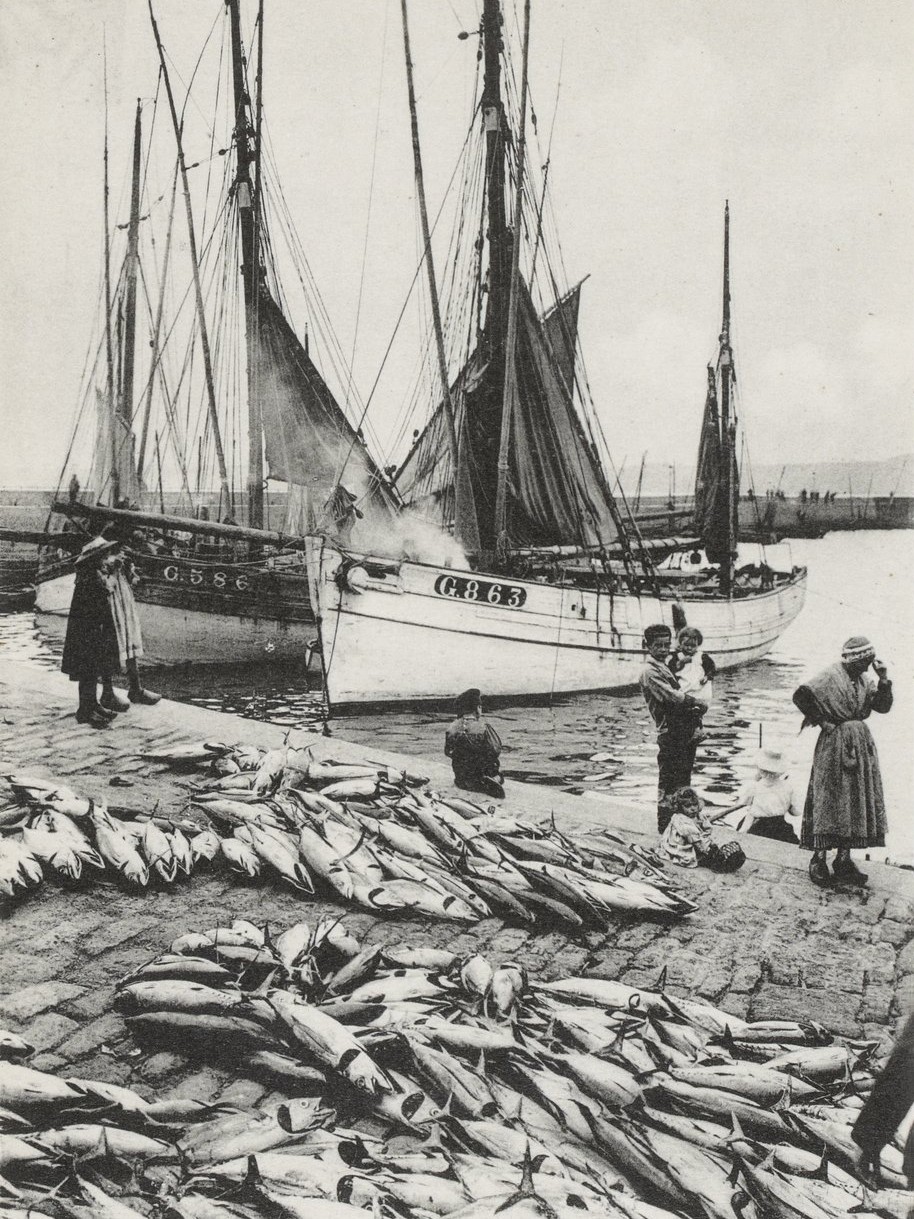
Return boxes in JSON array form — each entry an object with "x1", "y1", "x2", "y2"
[
  {"x1": 658, "y1": 786, "x2": 745, "y2": 872},
  {"x1": 725, "y1": 747, "x2": 801, "y2": 843},
  {"x1": 668, "y1": 627, "x2": 716, "y2": 744}
]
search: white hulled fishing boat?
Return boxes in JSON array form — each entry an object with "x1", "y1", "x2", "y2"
[{"x1": 307, "y1": 0, "x2": 806, "y2": 708}]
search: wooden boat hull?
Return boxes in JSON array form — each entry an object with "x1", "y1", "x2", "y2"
[
  {"x1": 35, "y1": 551, "x2": 317, "y2": 666},
  {"x1": 306, "y1": 538, "x2": 807, "y2": 709}
]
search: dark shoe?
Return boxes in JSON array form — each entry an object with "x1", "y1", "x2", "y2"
[
  {"x1": 832, "y1": 857, "x2": 868, "y2": 887},
  {"x1": 129, "y1": 687, "x2": 161, "y2": 706},
  {"x1": 93, "y1": 703, "x2": 117, "y2": 721},
  {"x1": 100, "y1": 688, "x2": 130, "y2": 713},
  {"x1": 808, "y1": 857, "x2": 832, "y2": 888},
  {"x1": 76, "y1": 708, "x2": 112, "y2": 729}
]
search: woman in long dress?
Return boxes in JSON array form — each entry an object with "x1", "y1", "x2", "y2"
[
  {"x1": 99, "y1": 543, "x2": 160, "y2": 711},
  {"x1": 792, "y1": 635, "x2": 892, "y2": 888}
]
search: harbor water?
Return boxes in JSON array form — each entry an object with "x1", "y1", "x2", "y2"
[{"x1": 3, "y1": 529, "x2": 911, "y2": 860}]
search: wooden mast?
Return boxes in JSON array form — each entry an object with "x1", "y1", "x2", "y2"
[
  {"x1": 494, "y1": 0, "x2": 531, "y2": 553},
  {"x1": 227, "y1": 0, "x2": 264, "y2": 530},
  {"x1": 477, "y1": 0, "x2": 509, "y2": 558},
  {"x1": 400, "y1": 0, "x2": 478, "y2": 555},
  {"x1": 116, "y1": 99, "x2": 143, "y2": 504},
  {"x1": 102, "y1": 46, "x2": 117, "y2": 505},
  {"x1": 719, "y1": 200, "x2": 736, "y2": 596},
  {"x1": 148, "y1": 0, "x2": 231, "y2": 512}
]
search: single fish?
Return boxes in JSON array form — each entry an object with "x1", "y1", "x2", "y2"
[{"x1": 269, "y1": 992, "x2": 393, "y2": 1095}]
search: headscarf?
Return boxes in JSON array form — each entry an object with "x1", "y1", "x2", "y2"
[{"x1": 841, "y1": 636, "x2": 876, "y2": 665}]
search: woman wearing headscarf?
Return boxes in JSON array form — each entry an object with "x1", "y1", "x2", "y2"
[
  {"x1": 444, "y1": 688, "x2": 504, "y2": 798},
  {"x1": 792, "y1": 636, "x2": 892, "y2": 888}
]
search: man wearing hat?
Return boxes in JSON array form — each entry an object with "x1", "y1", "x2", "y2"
[
  {"x1": 444, "y1": 688, "x2": 504, "y2": 798},
  {"x1": 792, "y1": 636, "x2": 893, "y2": 887},
  {"x1": 61, "y1": 537, "x2": 122, "y2": 728}
]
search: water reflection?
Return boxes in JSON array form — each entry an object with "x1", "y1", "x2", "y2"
[{"x1": 5, "y1": 531, "x2": 911, "y2": 857}]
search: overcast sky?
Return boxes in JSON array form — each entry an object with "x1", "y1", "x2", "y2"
[{"x1": 2, "y1": 0, "x2": 912, "y2": 489}]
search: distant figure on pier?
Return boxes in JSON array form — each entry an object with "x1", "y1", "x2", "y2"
[
  {"x1": 445, "y1": 688, "x2": 504, "y2": 799},
  {"x1": 800, "y1": 488, "x2": 807, "y2": 503},
  {"x1": 725, "y1": 746, "x2": 801, "y2": 843},
  {"x1": 793, "y1": 636, "x2": 892, "y2": 888},
  {"x1": 639, "y1": 624, "x2": 707, "y2": 832}
]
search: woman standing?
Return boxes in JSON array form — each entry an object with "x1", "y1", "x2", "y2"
[
  {"x1": 793, "y1": 636, "x2": 893, "y2": 887},
  {"x1": 61, "y1": 537, "x2": 122, "y2": 728}
]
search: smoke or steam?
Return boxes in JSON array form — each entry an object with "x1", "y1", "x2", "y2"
[{"x1": 352, "y1": 509, "x2": 467, "y2": 569}]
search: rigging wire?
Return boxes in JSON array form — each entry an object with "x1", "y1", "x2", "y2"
[{"x1": 342, "y1": 0, "x2": 391, "y2": 419}]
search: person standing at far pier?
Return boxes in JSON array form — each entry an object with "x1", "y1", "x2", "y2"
[
  {"x1": 639, "y1": 624, "x2": 707, "y2": 832},
  {"x1": 793, "y1": 636, "x2": 892, "y2": 888}
]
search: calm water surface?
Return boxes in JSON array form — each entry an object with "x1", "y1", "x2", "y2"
[{"x1": 4, "y1": 531, "x2": 911, "y2": 858}]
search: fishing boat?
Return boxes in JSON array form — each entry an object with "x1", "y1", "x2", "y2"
[
  {"x1": 306, "y1": 0, "x2": 806, "y2": 709},
  {"x1": 35, "y1": 1, "x2": 397, "y2": 664}
]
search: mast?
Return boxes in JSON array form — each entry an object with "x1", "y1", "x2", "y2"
[
  {"x1": 148, "y1": 1, "x2": 231, "y2": 512},
  {"x1": 102, "y1": 49, "x2": 117, "y2": 505},
  {"x1": 118, "y1": 100, "x2": 143, "y2": 478},
  {"x1": 400, "y1": 0, "x2": 478, "y2": 554},
  {"x1": 493, "y1": 0, "x2": 531, "y2": 552},
  {"x1": 482, "y1": 0, "x2": 509, "y2": 352},
  {"x1": 718, "y1": 200, "x2": 736, "y2": 596},
  {"x1": 228, "y1": 0, "x2": 264, "y2": 530}
]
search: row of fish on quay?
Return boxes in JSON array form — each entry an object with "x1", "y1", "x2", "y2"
[
  {"x1": 0, "y1": 912, "x2": 911, "y2": 1219},
  {"x1": 0, "y1": 739, "x2": 690, "y2": 923}
]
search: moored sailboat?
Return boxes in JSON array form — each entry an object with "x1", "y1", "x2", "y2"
[
  {"x1": 307, "y1": 0, "x2": 806, "y2": 708},
  {"x1": 35, "y1": 0, "x2": 397, "y2": 664}
]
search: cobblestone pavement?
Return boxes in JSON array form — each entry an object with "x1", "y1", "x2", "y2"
[{"x1": 1, "y1": 658, "x2": 912, "y2": 1109}]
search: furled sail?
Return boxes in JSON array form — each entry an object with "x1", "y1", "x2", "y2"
[
  {"x1": 94, "y1": 390, "x2": 144, "y2": 506},
  {"x1": 251, "y1": 291, "x2": 397, "y2": 540}
]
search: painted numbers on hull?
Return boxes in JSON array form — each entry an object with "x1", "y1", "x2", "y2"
[{"x1": 433, "y1": 574, "x2": 526, "y2": 608}]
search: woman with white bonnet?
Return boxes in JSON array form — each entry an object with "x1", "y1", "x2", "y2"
[
  {"x1": 792, "y1": 635, "x2": 892, "y2": 888},
  {"x1": 724, "y1": 745, "x2": 801, "y2": 843}
]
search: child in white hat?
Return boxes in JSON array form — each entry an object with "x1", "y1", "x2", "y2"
[{"x1": 725, "y1": 746, "x2": 801, "y2": 843}]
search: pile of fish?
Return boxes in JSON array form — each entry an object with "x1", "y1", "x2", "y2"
[
  {"x1": 89, "y1": 914, "x2": 914, "y2": 1219},
  {"x1": 0, "y1": 741, "x2": 695, "y2": 926}
]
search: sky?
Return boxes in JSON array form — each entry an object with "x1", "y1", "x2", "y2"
[{"x1": 1, "y1": 0, "x2": 912, "y2": 489}]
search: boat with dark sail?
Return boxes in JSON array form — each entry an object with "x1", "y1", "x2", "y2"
[
  {"x1": 306, "y1": 0, "x2": 806, "y2": 708},
  {"x1": 35, "y1": 1, "x2": 397, "y2": 664}
]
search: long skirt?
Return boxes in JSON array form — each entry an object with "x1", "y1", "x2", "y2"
[
  {"x1": 799, "y1": 719, "x2": 887, "y2": 850},
  {"x1": 108, "y1": 570, "x2": 144, "y2": 666}
]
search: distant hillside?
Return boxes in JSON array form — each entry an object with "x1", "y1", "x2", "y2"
[{"x1": 619, "y1": 454, "x2": 914, "y2": 500}]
